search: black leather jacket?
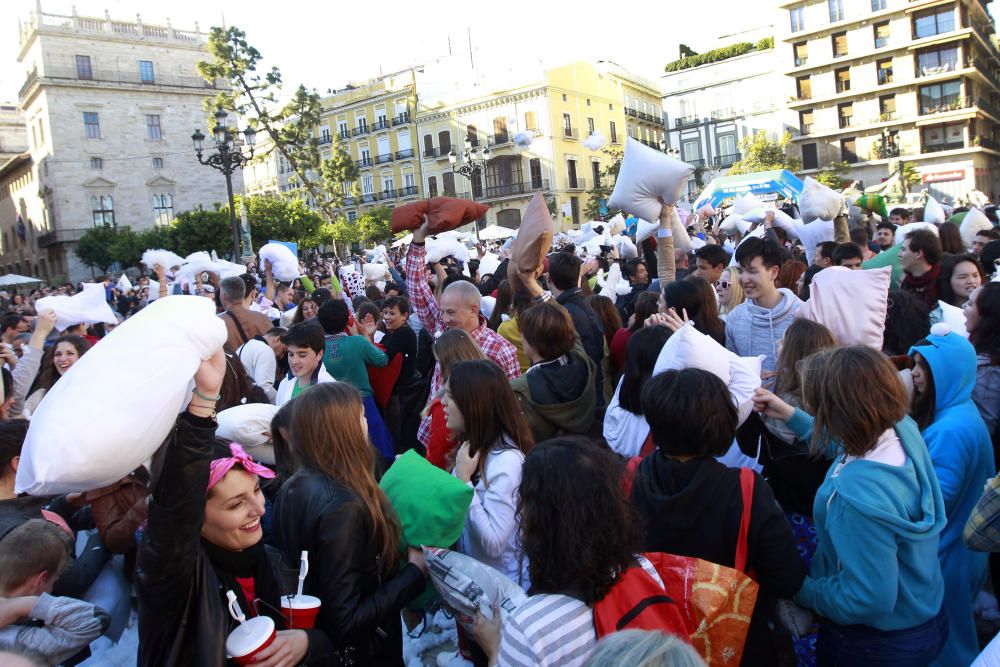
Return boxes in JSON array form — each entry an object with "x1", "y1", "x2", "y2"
[
  {"x1": 136, "y1": 413, "x2": 333, "y2": 666},
  {"x1": 273, "y1": 469, "x2": 426, "y2": 666}
]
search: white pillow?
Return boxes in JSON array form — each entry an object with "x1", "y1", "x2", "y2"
[
  {"x1": 424, "y1": 546, "x2": 527, "y2": 629},
  {"x1": 608, "y1": 213, "x2": 626, "y2": 235},
  {"x1": 36, "y1": 283, "x2": 119, "y2": 332},
  {"x1": 742, "y1": 207, "x2": 767, "y2": 224},
  {"x1": 796, "y1": 266, "x2": 891, "y2": 349},
  {"x1": 923, "y1": 196, "x2": 945, "y2": 224},
  {"x1": 670, "y1": 208, "x2": 693, "y2": 253},
  {"x1": 15, "y1": 296, "x2": 228, "y2": 494},
  {"x1": 217, "y1": 402, "x2": 279, "y2": 464},
  {"x1": 426, "y1": 237, "x2": 470, "y2": 264},
  {"x1": 771, "y1": 209, "x2": 800, "y2": 238},
  {"x1": 938, "y1": 300, "x2": 969, "y2": 338},
  {"x1": 895, "y1": 222, "x2": 939, "y2": 246},
  {"x1": 730, "y1": 355, "x2": 764, "y2": 427},
  {"x1": 478, "y1": 252, "x2": 501, "y2": 278},
  {"x1": 652, "y1": 322, "x2": 731, "y2": 383},
  {"x1": 635, "y1": 218, "x2": 658, "y2": 244},
  {"x1": 799, "y1": 177, "x2": 843, "y2": 223},
  {"x1": 616, "y1": 235, "x2": 638, "y2": 259},
  {"x1": 731, "y1": 193, "x2": 764, "y2": 216},
  {"x1": 142, "y1": 249, "x2": 185, "y2": 273},
  {"x1": 363, "y1": 263, "x2": 388, "y2": 282},
  {"x1": 794, "y1": 218, "x2": 835, "y2": 265},
  {"x1": 116, "y1": 274, "x2": 133, "y2": 293},
  {"x1": 720, "y1": 214, "x2": 751, "y2": 236},
  {"x1": 258, "y1": 243, "x2": 300, "y2": 282},
  {"x1": 608, "y1": 137, "x2": 695, "y2": 222},
  {"x1": 960, "y1": 208, "x2": 992, "y2": 249}
]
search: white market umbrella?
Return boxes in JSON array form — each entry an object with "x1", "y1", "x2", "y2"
[
  {"x1": 391, "y1": 233, "x2": 413, "y2": 248},
  {"x1": 0, "y1": 273, "x2": 44, "y2": 287},
  {"x1": 478, "y1": 225, "x2": 516, "y2": 240}
]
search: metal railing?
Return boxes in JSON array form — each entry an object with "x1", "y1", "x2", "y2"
[
  {"x1": 392, "y1": 111, "x2": 411, "y2": 126},
  {"x1": 399, "y1": 185, "x2": 419, "y2": 197},
  {"x1": 923, "y1": 141, "x2": 965, "y2": 153},
  {"x1": 375, "y1": 153, "x2": 393, "y2": 164},
  {"x1": 489, "y1": 133, "x2": 511, "y2": 146},
  {"x1": 566, "y1": 177, "x2": 587, "y2": 190},
  {"x1": 563, "y1": 127, "x2": 579, "y2": 139},
  {"x1": 317, "y1": 134, "x2": 332, "y2": 146},
  {"x1": 479, "y1": 179, "x2": 549, "y2": 199},
  {"x1": 978, "y1": 136, "x2": 1000, "y2": 150},
  {"x1": 338, "y1": 129, "x2": 351, "y2": 139},
  {"x1": 356, "y1": 157, "x2": 373, "y2": 167},
  {"x1": 395, "y1": 148, "x2": 415, "y2": 159},
  {"x1": 920, "y1": 96, "x2": 971, "y2": 115},
  {"x1": 625, "y1": 108, "x2": 638, "y2": 117},
  {"x1": 20, "y1": 65, "x2": 223, "y2": 94},
  {"x1": 711, "y1": 108, "x2": 736, "y2": 120},
  {"x1": 688, "y1": 158, "x2": 706, "y2": 167},
  {"x1": 371, "y1": 119, "x2": 391, "y2": 132},
  {"x1": 361, "y1": 193, "x2": 376, "y2": 203},
  {"x1": 352, "y1": 125, "x2": 369, "y2": 137},
  {"x1": 713, "y1": 153, "x2": 741, "y2": 167},
  {"x1": 675, "y1": 116, "x2": 700, "y2": 128},
  {"x1": 37, "y1": 228, "x2": 91, "y2": 248},
  {"x1": 376, "y1": 189, "x2": 397, "y2": 200}
]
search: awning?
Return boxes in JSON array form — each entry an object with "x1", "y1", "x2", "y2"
[{"x1": 693, "y1": 169, "x2": 804, "y2": 212}]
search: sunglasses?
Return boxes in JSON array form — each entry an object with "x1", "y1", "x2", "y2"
[{"x1": 716, "y1": 281, "x2": 731, "y2": 289}]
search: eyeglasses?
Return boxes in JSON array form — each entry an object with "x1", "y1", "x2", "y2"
[{"x1": 716, "y1": 281, "x2": 731, "y2": 289}]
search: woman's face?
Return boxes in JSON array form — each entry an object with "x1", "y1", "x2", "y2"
[
  {"x1": 950, "y1": 261, "x2": 982, "y2": 302},
  {"x1": 911, "y1": 353, "x2": 928, "y2": 395},
  {"x1": 301, "y1": 300, "x2": 318, "y2": 320},
  {"x1": 201, "y1": 469, "x2": 265, "y2": 552},
  {"x1": 442, "y1": 382, "x2": 464, "y2": 432},
  {"x1": 53, "y1": 341, "x2": 80, "y2": 376},
  {"x1": 716, "y1": 276, "x2": 732, "y2": 303},
  {"x1": 964, "y1": 286, "x2": 983, "y2": 334}
]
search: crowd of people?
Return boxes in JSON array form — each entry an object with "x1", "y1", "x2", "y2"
[{"x1": 0, "y1": 194, "x2": 997, "y2": 667}]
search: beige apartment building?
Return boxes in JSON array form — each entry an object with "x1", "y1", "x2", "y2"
[{"x1": 778, "y1": 0, "x2": 1000, "y2": 200}]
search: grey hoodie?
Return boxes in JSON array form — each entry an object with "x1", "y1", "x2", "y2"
[{"x1": 724, "y1": 288, "x2": 803, "y2": 373}]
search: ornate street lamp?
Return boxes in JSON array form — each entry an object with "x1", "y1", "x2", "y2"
[
  {"x1": 191, "y1": 107, "x2": 257, "y2": 259},
  {"x1": 449, "y1": 137, "x2": 491, "y2": 181}
]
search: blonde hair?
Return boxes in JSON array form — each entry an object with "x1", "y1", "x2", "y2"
[{"x1": 718, "y1": 266, "x2": 745, "y2": 316}]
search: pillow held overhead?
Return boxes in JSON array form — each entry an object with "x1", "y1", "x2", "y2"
[
  {"x1": 427, "y1": 197, "x2": 490, "y2": 234},
  {"x1": 507, "y1": 192, "x2": 553, "y2": 289},
  {"x1": 959, "y1": 207, "x2": 992, "y2": 248},
  {"x1": 390, "y1": 200, "x2": 430, "y2": 234},
  {"x1": 258, "y1": 243, "x2": 299, "y2": 282},
  {"x1": 796, "y1": 266, "x2": 891, "y2": 349},
  {"x1": 923, "y1": 196, "x2": 946, "y2": 224},
  {"x1": 607, "y1": 137, "x2": 694, "y2": 222},
  {"x1": 799, "y1": 177, "x2": 843, "y2": 223}
]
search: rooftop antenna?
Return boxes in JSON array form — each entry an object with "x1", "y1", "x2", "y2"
[
  {"x1": 468, "y1": 27, "x2": 474, "y2": 69},
  {"x1": 447, "y1": 35, "x2": 452, "y2": 56}
]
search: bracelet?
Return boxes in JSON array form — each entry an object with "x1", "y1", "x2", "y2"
[{"x1": 192, "y1": 388, "x2": 222, "y2": 402}]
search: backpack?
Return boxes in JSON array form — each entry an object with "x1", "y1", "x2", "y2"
[
  {"x1": 592, "y1": 554, "x2": 690, "y2": 639},
  {"x1": 218, "y1": 345, "x2": 270, "y2": 412}
]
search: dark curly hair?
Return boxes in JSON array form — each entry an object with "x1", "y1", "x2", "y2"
[
  {"x1": 882, "y1": 289, "x2": 931, "y2": 356},
  {"x1": 518, "y1": 437, "x2": 640, "y2": 604}
]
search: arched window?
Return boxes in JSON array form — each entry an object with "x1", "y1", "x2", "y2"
[{"x1": 438, "y1": 130, "x2": 452, "y2": 154}]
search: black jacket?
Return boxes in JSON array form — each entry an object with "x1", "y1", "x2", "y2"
[
  {"x1": 555, "y1": 289, "x2": 606, "y2": 406},
  {"x1": 136, "y1": 414, "x2": 333, "y2": 667},
  {"x1": 631, "y1": 455, "x2": 805, "y2": 666},
  {"x1": 274, "y1": 469, "x2": 425, "y2": 666}
]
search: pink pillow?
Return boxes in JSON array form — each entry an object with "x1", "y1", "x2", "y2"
[{"x1": 796, "y1": 266, "x2": 891, "y2": 349}]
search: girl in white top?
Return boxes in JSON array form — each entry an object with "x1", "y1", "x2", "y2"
[{"x1": 444, "y1": 359, "x2": 534, "y2": 584}]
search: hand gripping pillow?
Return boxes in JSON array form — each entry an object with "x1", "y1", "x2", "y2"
[
  {"x1": 608, "y1": 137, "x2": 695, "y2": 222},
  {"x1": 174, "y1": 251, "x2": 221, "y2": 284},
  {"x1": 258, "y1": 243, "x2": 300, "y2": 282},
  {"x1": 670, "y1": 207, "x2": 693, "y2": 253},
  {"x1": 36, "y1": 283, "x2": 118, "y2": 332},
  {"x1": 391, "y1": 200, "x2": 430, "y2": 234},
  {"x1": 960, "y1": 208, "x2": 992, "y2": 249},
  {"x1": 381, "y1": 451, "x2": 473, "y2": 551},
  {"x1": 15, "y1": 296, "x2": 228, "y2": 495},
  {"x1": 796, "y1": 266, "x2": 891, "y2": 349},
  {"x1": 428, "y1": 197, "x2": 490, "y2": 234},
  {"x1": 923, "y1": 196, "x2": 946, "y2": 224},
  {"x1": 799, "y1": 177, "x2": 843, "y2": 223},
  {"x1": 507, "y1": 192, "x2": 553, "y2": 289},
  {"x1": 424, "y1": 546, "x2": 527, "y2": 628},
  {"x1": 141, "y1": 249, "x2": 186, "y2": 273},
  {"x1": 652, "y1": 322, "x2": 731, "y2": 383}
]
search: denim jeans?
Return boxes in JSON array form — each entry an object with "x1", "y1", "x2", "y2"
[{"x1": 816, "y1": 608, "x2": 948, "y2": 666}]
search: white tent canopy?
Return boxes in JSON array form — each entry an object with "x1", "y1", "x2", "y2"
[
  {"x1": 0, "y1": 273, "x2": 44, "y2": 287},
  {"x1": 478, "y1": 225, "x2": 516, "y2": 240},
  {"x1": 391, "y1": 233, "x2": 413, "y2": 248}
]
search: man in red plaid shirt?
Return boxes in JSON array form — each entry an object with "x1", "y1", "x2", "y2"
[{"x1": 405, "y1": 219, "x2": 521, "y2": 447}]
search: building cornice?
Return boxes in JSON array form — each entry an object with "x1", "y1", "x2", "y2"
[
  {"x1": 417, "y1": 87, "x2": 547, "y2": 122},
  {"x1": 319, "y1": 86, "x2": 414, "y2": 119}
]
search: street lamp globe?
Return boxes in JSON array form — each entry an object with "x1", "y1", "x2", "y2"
[
  {"x1": 243, "y1": 126, "x2": 257, "y2": 147},
  {"x1": 213, "y1": 124, "x2": 227, "y2": 145},
  {"x1": 214, "y1": 107, "x2": 228, "y2": 128},
  {"x1": 191, "y1": 129, "x2": 205, "y2": 153},
  {"x1": 448, "y1": 149, "x2": 458, "y2": 165}
]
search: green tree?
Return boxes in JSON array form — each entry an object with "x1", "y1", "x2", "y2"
[
  {"x1": 171, "y1": 207, "x2": 233, "y2": 257},
  {"x1": 356, "y1": 206, "x2": 393, "y2": 245},
  {"x1": 584, "y1": 147, "x2": 624, "y2": 220},
  {"x1": 887, "y1": 160, "x2": 920, "y2": 202},
  {"x1": 726, "y1": 131, "x2": 801, "y2": 175},
  {"x1": 321, "y1": 133, "x2": 361, "y2": 208},
  {"x1": 75, "y1": 225, "x2": 119, "y2": 275},
  {"x1": 108, "y1": 227, "x2": 146, "y2": 269},
  {"x1": 815, "y1": 161, "x2": 851, "y2": 190},
  {"x1": 237, "y1": 194, "x2": 326, "y2": 250},
  {"x1": 329, "y1": 216, "x2": 360, "y2": 247}
]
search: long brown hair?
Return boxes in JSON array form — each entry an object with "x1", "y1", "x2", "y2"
[
  {"x1": 799, "y1": 346, "x2": 908, "y2": 457},
  {"x1": 909, "y1": 345, "x2": 937, "y2": 430},
  {"x1": 432, "y1": 328, "x2": 487, "y2": 384},
  {"x1": 446, "y1": 359, "x2": 534, "y2": 482},
  {"x1": 289, "y1": 382, "x2": 401, "y2": 576},
  {"x1": 774, "y1": 319, "x2": 837, "y2": 397},
  {"x1": 36, "y1": 335, "x2": 91, "y2": 392},
  {"x1": 586, "y1": 294, "x2": 622, "y2": 349}
]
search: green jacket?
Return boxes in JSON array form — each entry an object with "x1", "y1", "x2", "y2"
[{"x1": 510, "y1": 341, "x2": 597, "y2": 441}]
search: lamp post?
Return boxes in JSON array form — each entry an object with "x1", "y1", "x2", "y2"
[
  {"x1": 191, "y1": 107, "x2": 257, "y2": 260},
  {"x1": 448, "y1": 137, "x2": 491, "y2": 241}
]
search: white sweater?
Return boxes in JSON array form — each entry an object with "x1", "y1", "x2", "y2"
[{"x1": 236, "y1": 339, "x2": 277, "y2": 402}]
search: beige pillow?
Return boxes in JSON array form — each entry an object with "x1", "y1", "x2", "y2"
[{"x1": 507, "y1": 193, "x2": 553, "y2": 290}]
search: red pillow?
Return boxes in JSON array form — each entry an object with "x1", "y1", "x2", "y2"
[
  {"x1": 427, "y1": 198, "x2": 489, "y2": 234},
  {"x1": 507, "y1": 192, "x2": 553, "y2": 290},
  {"x1": 391, "y1": 200, "x2": 430, "y2": 233}
]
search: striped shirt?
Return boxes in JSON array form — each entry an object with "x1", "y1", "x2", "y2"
[{"x1": 497, "y1": 594, "x2": 595, "y2": 667}]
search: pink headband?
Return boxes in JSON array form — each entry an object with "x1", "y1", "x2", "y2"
[{"x1": 208, "y1": 443, "x2": 275, "y2": 490}]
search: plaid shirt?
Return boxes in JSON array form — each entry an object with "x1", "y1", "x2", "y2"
[
  {"x1": 406, "y1": 243, "x2": 521, "y2": 446},
  {"x1": 965, "y1": 474, "x2": 1000, "y2": 552}
]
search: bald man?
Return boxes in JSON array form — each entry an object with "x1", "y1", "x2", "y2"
[{"x1": 406, "y1": 219, "x2": 520, "y2": 447}]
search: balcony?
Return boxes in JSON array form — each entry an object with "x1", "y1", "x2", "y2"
[
  {"x1": 563, "y1": 127, "x2": 579, "y2": 139},
  {"x1": 338, "y1": 129, "x2": 351, "y2": 140},
  {"x1": 920, "y1": 96, "x2": 972, "y2": 115},
  {"x1": 923, "y1": 141, "x2": 965, "y2": 153},
  {"x1": 610, "y1": 134, "x2": 621, "y2": 144},
  {"x1": 19, "y1": 65, "x2": 224, "y2": 97},
  {"x1": 688, "y1": 158, "x2": 706, "y2": 167},
  {"x1": 356, "y1": 157, "x2": 373, "y2": 167},
  {"x1": 566, "y1": 178, "x2": 588, "y2": 191},
  {"x1": 361, "y1": 193, "x2": 376, "y2": 203},
  {"x1": 37, "y1": 227, "x2": 91, "y2": 248},
  {"x1": 625, "y1": 107, "x2": 638, "y2": 117},
  {"x1": 977, "y1": 96, "x2": 1000, "y2": 118},
  {"x1": 675, "y1": 115, "x2": 700, "y2": 128},
  {"x1": 317, "y1": 134, "x2": 332, "y2": 146},
  {"x1": 879, "y1": 111, "x2": 897, "y2": 121},
  {"x1": 801, "y1": 123, "x2": 814, "y2": 134},
  {"x1": 479, "y1": 179, "x2": 549, "y2": 200},
  {"x1": 395, "y1": 148, "x2": 415, "y2": 160},
  {"x1": 839, "y1": 116, "x2": 854, "y2": 128},
  {"x1": 713, "y1": 153, "x2": 741, "y2": 167},
  {"x1": 351, "y1": 125, "x2": 369, "y2": 137},
  {"x1": 399, "y1": 185, "x2": 419, "y2": 197},
  {"x1": 392, "y1": 111, "x2": 411, "y2": 126},
  {"x1": 711, "y1": 108, "x2": 736, "y2": 120},
  {"x1": 375, "y1": 153, "x2": 394, "y2": 164},
  {"x1": 376, "y1": 189, "x2": 397, "y2": 200},
  {"x1": 488, "y1": 133, "x2": 512, "y2": 147},
  {"x1": 371, "y1": 119, "x2": 391, "y2": 132},
  {"x1": 872, "y1": 142, "x2": 901, "y2": 159},
  {"x1": 794, "y1": 57, "x2": 808, "y2": 67},
  {"x1": 343, "y1": 196, "x2": 356, "y2": 206}
]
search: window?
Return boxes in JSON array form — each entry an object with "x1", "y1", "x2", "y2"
[
  {"x1": 919, "y1": 80, "x2": 962, "y2": 114},
  {"x1": 428, "y1": 176, "x2": 438, "y2": 197},
  {"x1": 719, "y1": 133, "x2": 738, "y2": 159},
  {"x1": 382, "y1": 176, "x2": 394, "y2": 195},
  {"x1": 423, "y1": 134, "x2": 434, "y2": 157},
  {"x1": 438, "y1": 130, "x2": 452, "y2": 154},
  {"x1": 529, "y1": 158, "x2": 542, "y2": 188},
  {"x1": 90, "y1": 157, "x2": 103, "y2": 169},
  {"x1": 320, "y1": 126, "x2": 331, "y2": 142},
  {"x1": 880, "y1": 94, "x2": 897, "y2": 120},
  {"x1": 921, "y1": 122, "x2": 965, "y2": 151},
  {"x1": 877, "y1": 58, "x2": 894, "y2": 85},
  {"x1": 525, "y1": 111, "x2": 537, "y2": 131},
  {"x1": 466, "y1": 125, "x2": 479, "y2": 147},
  {"x1": 917, "y1": 46, "x2": 959, "y2": 76},
  {"x1": 872, "y1": 0, "x2": 886, "y2": 10},
  {"x1": 570, "y1": 196, "x2": 580, "y2": 225},
  {"x1": 681, "y1": 138, "x2": 700, "y2": 162},
  {"x1": 37, "y1": 119, "x2": 44, "y2": 146},
  {"x1": 841, "y1": 137, "x2": 858, "y2": 163},
  {"x1": 561, "y1": 93, "x2": 568, "y2": 102},
  {"x1": 347, "y1": 211, "x2": 357, "y2": 222},
  {"x1": 361, "y1": 175, "x2": 374, "y2": 195},
  {"x1": 153, "y1": 157, "x2": 164, "y2": 169},
  {"x1": 832, "y1": 32, "x2": 848, "y2": 57},
  {"x1": 91, "y1": 195, "x2": 114, "y2": 226},
  {"x1": 874, "y1": 21, "x2": 890, "y2": 48},
  {"x1": 562, "y1": 113, "x2": 573, "y2": 136},
  {"x1": 829, "y1": 0, "x2": 844, "y2": 22},
  {"x1": 139, "y1": 60, "x2": 155, "y2": 84},
  {"x1": 835, "y1": 67, "x2": 851, "y2": 93},
  {"x1": 146, "y1": 114, "x2": 162, "y2": 140},
  {"x1": 838, "y1": 103, "x2": 854, "y2": 128},
  {"x1": 493, "y1": 117, "x2": 508, "y2": 143},
  {"x1": 802, "y1": 143, "x2": 819, "y2": 169},
  {"x1": 153, "y1": 194, "x2": 174, "y2": 225},
  {"x1": 913, "y1": 7, "x2": 955, "y2": 39},
  {"x1": 586, "y1": 98, "x2": 591, "y2": 107},
  {"x1": 442, "y1": 172, "x2": 456, "y2": 197},
  {"x1": 587, "y1": 117, "x2": 595, "y2": 135},
  {"x1": 338, "y1": 121, "x2": 349, "y2": 139},
  {"x1": 610, "y1": 121, "x2": 618, "y2": 143},
  {"x1": 83, "y1": 111, "x2": 100, "y2": 139},
  {"x1": 796, "y1": 76, "x2": 812, "y2": 99},
  {"x1": 790, "y1": 6, "x2": 805, "y2": 32},
  {"x1": 76, "y1": 55, "x2": 92, "y2": 80},
  {"x1": 800, "y1": 110, "x2": 814, "y2": 134},
  {"x1": 793, "y1": 42, "x2": 808, "y2": 67},
  {"x1": 567, "y1": 159, "x2": 579, "y2": 188},
  {"x1": 403, "y1": 173, "x2": 415, "y2": 189}
]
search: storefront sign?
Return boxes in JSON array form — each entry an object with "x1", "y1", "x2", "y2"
[{"x1": 922, "y1": 169, "x2": 965, "y2": 184}]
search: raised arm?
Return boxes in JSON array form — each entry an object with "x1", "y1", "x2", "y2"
[{"x1": 656, "y1": 204, "x2": 677, "y2": 285}]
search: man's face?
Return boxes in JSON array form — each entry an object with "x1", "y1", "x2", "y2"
[
  {"x1": 287, "y1": 345, "x2": 321, "y2": 379},
  {"x1": 265, "y1": 334, "x2": 287, "y2": 360},
  {"x1": 440, "y1": 291, "x2": 479, "y2": 332},
  {"x1": 899, "y1": 239, "x2": 922, "y2": 272},
  {"x1": 876, "y1": 228, "x2": 895, "y2": 249},
  {"x1": 736, "y1": 257, "x2": 778, "y2": 300},
  {"x1": 973, "y1": 233, "x2": 992, "y2": 256},
  {"x1": 890, "y1": 213, "x2": 908, "y2": 226},
  {"x1": 837, "y1": 257, "x2": 863, "y2": 270},
  {"x1": 815, "y1": 246, "x2": 832, "y2": 268},
  {"x1": 631, "y1": 263, "x2": 649, "y2": 286},
  {"x1": 693, "y1": 258, "x2": 724, "y2": 284}
]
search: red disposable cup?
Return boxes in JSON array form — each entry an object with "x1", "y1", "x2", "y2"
[
  {"x1": 281, "y1": 594, "x2": 321, "y2": 630},
  {"x1": 226, "y1": 616, "x2": 276, "y2": 665}
]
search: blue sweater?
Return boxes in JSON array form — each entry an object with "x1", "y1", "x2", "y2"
[
  {"x1": 788, "y1": 410, "x2": 946, "y2": 631},
  {"x1": 723, "y1": 288, "x2": 802, "y2": 373},
  {"x1": 911, "y1": 331, "x2": 993, "y2": 667}
]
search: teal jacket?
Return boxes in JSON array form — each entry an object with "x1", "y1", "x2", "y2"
[
  {"x1": 322, "y1": 334, "x2": 387, "y2": 398},
  {"x1": 788, "y1": 410, "x2": 946, "y2": 631}
]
